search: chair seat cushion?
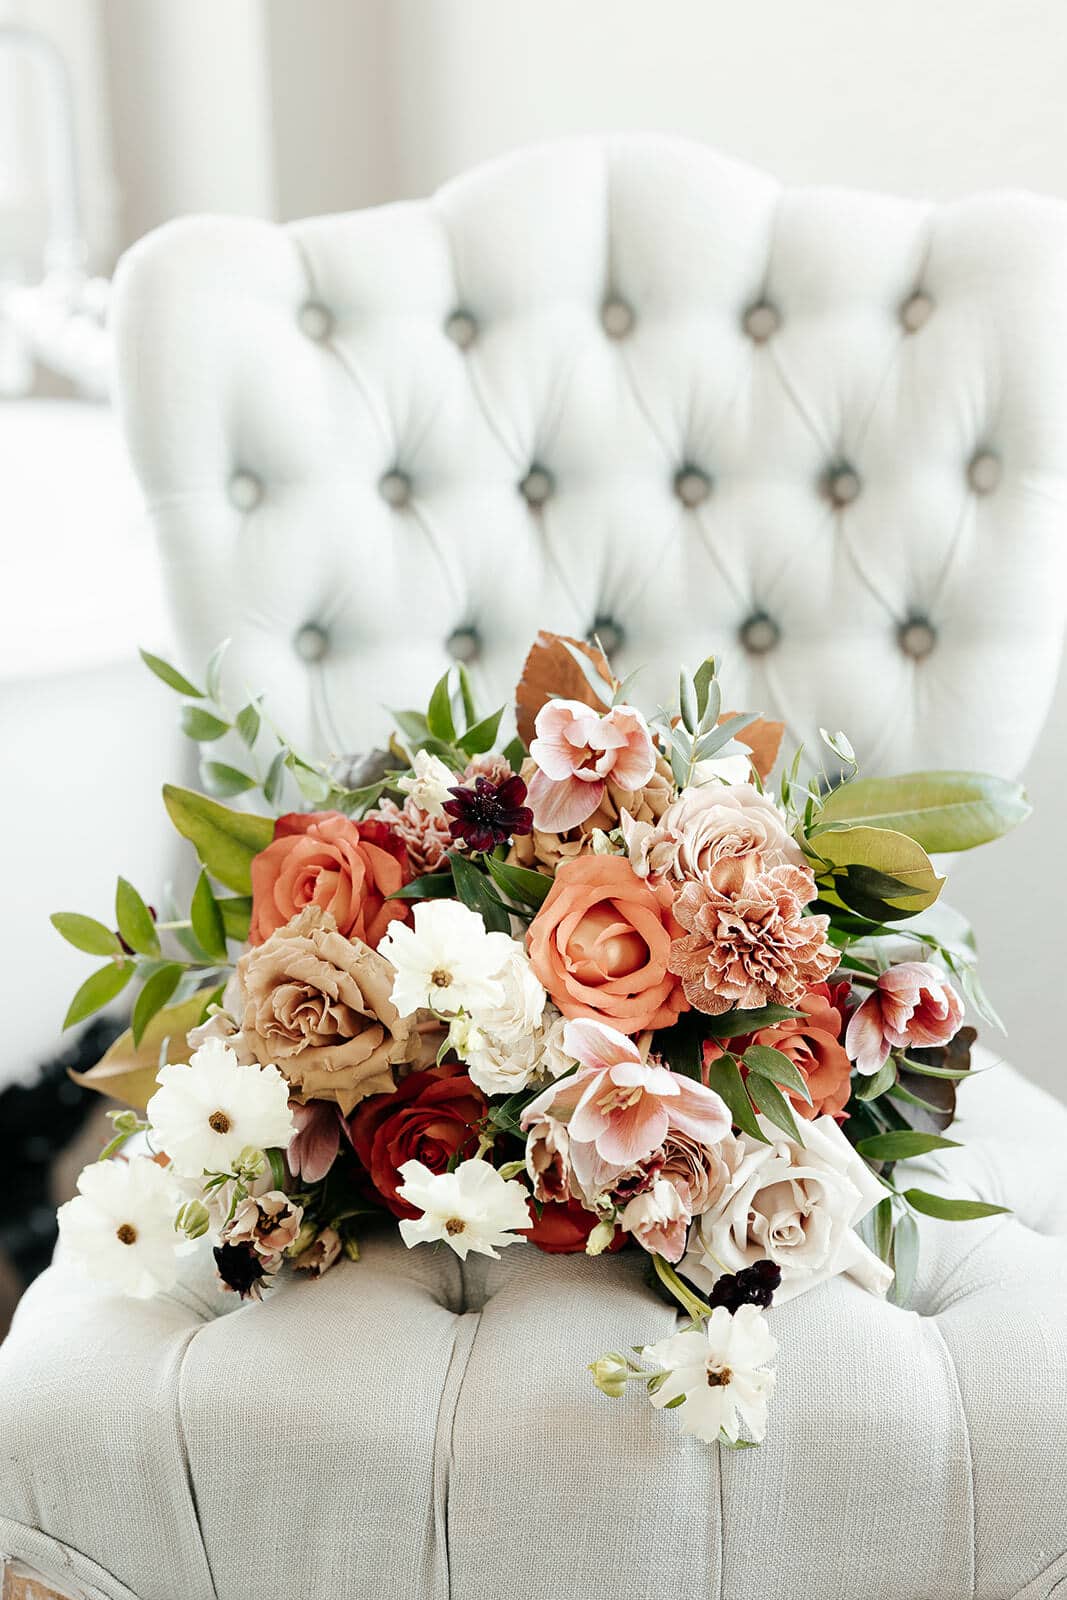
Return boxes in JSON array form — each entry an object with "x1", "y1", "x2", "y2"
[{"x1": 2, "y1": 1054, "x2": 1065, "y2": 1600}]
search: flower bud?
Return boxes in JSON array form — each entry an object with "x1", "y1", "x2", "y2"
[
  {"x1": 585, "y1": 1219, "x2": 616, "y2": 1257},
  {"x1": 589, "y1": 1353, "x2": 630, "y2": 1398},
  {"x1": 235, "y1": 1146, "x2": 267, "y2": 1180},
  {"x1": 287, "y1": 1219, "x2": 318, "y2": 1258},
  {"x1": 108, "y1": 1110, "x2": 140, "y2": 1135},
  {"x1": 176, "y1": 1200, "x2": 211, "y2": 1240},
  {"x1": 342, "y1": 1234, "x2": 361, "y2": 1262}
]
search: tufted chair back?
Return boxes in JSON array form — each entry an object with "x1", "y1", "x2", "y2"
[{"x1": 112, "y1": 136, "x2": 1067, "y2": 774}]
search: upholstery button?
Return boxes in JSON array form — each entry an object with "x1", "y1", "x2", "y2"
[
  {"x1": 379, "y1": 470, "x2": 412, "y2": 508},
  {"x1": 601, "y1": 297, "x2": 635, "y2": 339},
  {"x1": 589, "y1": 615, "x2": 625, "y2": 656},
  {"x1": 898, "y1": 616, "x2": 937, "y2": 660},
  {"x1": 739, "y1": 612, "x2": 780, "y2": 655},
  {"x1": 228, "y1": 470, "x2": 262, "y2": 511},
  {"x1": 294, "y1": 622, "x2": 330, "y2": 662},
  {"x1": 674, "y1": 465, "x2": 712, "y2": 508},
  {"x1": 824, "y1": 463, "x2": 862, "y2": 506},
  {"x1": 446, "y1": 626, "x2": 481, "y2": 664},
  {"x1": 968, "y1": 451, "x2": 1001, "y2": 494},
  {"x1": 743, "y1": 301, "x2": 780, "y2": 342},
  {"x1": 445, "y1": 310, "x2": 478, "y2": 349},
  {"x1": 519, "y1": 465, "x2": 554, "y2": 507},
  {"x1": 298, "y1": 301, "x2": 333, "y2": 341},
  {"x1": 900, "y1": 291, "x2": 934, "y2": 332}
]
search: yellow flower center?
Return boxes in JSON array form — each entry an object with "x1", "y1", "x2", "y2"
[
  {"x1": 116, "y1": 1223, "x2": 138, "y2": 1246},
  {"x1": 209, "y1": 1110, "x2": 232, "y2": 1134},
  {"x1": 431, "y1": 969, "x2": 453, "y2": 989}
]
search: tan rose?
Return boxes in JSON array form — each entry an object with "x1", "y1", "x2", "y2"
[
  {"x1": 510, "y1": 754, "x2": 675, "y2": 873},
  {"x1": 235, "y1": 905, "x2": 421, "y2": 1116}
]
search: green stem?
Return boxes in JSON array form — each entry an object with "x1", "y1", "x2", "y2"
[{"x1": 653, "y1": 1255, "x2": 712, "y2": 1323}]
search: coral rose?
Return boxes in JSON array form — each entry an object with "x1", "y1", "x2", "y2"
[
  {"x1": 234, "y1": 905, "x2": 425, "y2": 1116},
  {"x1": 624, "y1": 781, "x2": 804, "y2": 893},
  {"x1": 670, "y1": 863, "x2": 838, "y2": 1016},
  {"x1": 510, "y1": 753, "x2": 675, "y2": 874},
  {"x1": 249, "y1": 810, "x2": 410, "y2": 948},
  {"x1": 526, "y1": 856, "x2": 687, "y2": 1034},
  {"x1": 346, "y1": 1063, "x2": 487, "y2": 1219},
  {"x1": 845, "y1": 961, "x2": 964, "y2": 1077}
]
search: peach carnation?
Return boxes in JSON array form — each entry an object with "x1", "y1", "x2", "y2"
[
  {"x1": 369, "y1": 795, "x2": 452, "y2": 874},
  {"x1": 669, "y1": 863, "x2": 838, "y2": 1016}
]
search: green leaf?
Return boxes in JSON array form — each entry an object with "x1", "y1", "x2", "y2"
[
  {"x1": 267, "y1": 1148, "x2": 287, "y2": 1189},
  {"x1": 115, "y1": 877, "x2": 160, "y2": 957},
  {"x1": 205, "y1": 638, "x2": 230, "y2": 702},
  {"x1": 898, "y1": 1055, "x2": 974, "y2": 1081},
  {"x1": 50, "y1": 912, "x2": 121, "y2": 957},
  {"x1": 218, "y1": 895, "x2": 252, "y2": 943},
  {"x1": 742, "y1": 1043, "x2": 813, "y2": 1106},
  {"x1": 63, "y1": 960, "x2": 135, "y2": 1030},
  {"x1": 389, "y1": 709, "x2": 431, "y2": 746},
  {"x1": 678, "y1": 670, "x2": 698, "y2": 735},
  {"x1": 180, "y1": 705, "x2": 230, "y2": 742},
  {"x1": 139, "y1": 648, "x2": 204, "y2": 698},
  {"x1": 190, "y1": 870, "x2": 228, "y2": 961},
  {"x1": 804, "y1": 824, "x2": 944, "y2": 920},
  {"x1": 163, "y1": 784, "x2": 275, "y2": 895},
  {"x1": 814, "y1": 771, "x2": 1031, "y2": 854},
  {"x1": 703, "y1": 1005, "x2": 802, "y2": 1038},
  {"x1": 389, "y1": 871, "x2": 457, "y2": 901},
  {"x1": 448, "y1": 851, "x2": 512, "y2": 934},
  {"x1": 235, "y1": 701, "x2": 261, "y2": 747},
  {"x1": 283, "y1": 751, "x2": 333, "y2": 804},
  {"x1": 263, "y1": 747, "x2": 288, "y2": 808},
  {"x1": 693, "y1": 713, "x2": 757, "y2": 760},
  {"x1": 457, "y1": 705, "x2": 505, "y2": 757},
  {"x1": 426, "y1": 671, "x2": 457, "y2": 743},
  {"x1": 201, "y1": 761, "x2": 257, "y2": 798},
  {"x1": 854, "y1": 1057, "x2": 897, "y2": 1101},
  {"x1": 71, "y1": 989, "x2": 219, "y2": 1108},
  {"x1": 131, "y1": 962, "x2": 183, "y2": 1046},
  {"x1": 503, "y1": 736, "x2": 526, "y2": 772},
  {"x1": 746, "y1": 1072, "x2": 804, "y2": 1142},
  {"x1": 856, "y1": 1130, "x2": 961, "y2": 1162},
  {"x1": 867, "y1": 1195, "x2": 894, "y2": 1263},
  {"x1": 705, "y1": 1054, "x2": 768, "y2": 1142},
  {"x1": 692, "y1": 656, "x2": 717, "y2": 723},
  {"x1": 457, "y1": 663, "x2": 477, "y2": 729},
  {"x1": 903, "y1": 1188, "x2": 1010, "y2": 1221},
  {"x1": 888, "y1": 1209, "x2": 920, "y2": 1306},
  {"x1": 484, "y1": 855, "x2": 553, "y2": 909}
]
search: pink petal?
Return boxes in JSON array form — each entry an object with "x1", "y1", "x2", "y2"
[
  {"x1": 669, "y1": 1080, "x2": 732, "y2": 1143},
  {"x1": 597, "y1": 1100, "x2": 669, "y2": 1166},
  {"x1": 288, "y1": 1101, "x2": 341, "y2": 1183},
  {"x1": 527, "y1": 768, "x2": 605, "y2": 831},
  {"x1": 563, "y1": 1018, "x2": 641, "y2": 1072},
  {"x1": 610, "y1": 1061, "x2": 680, "y2": 1097},
  {"x1": 845, "y1": 994, "x2": 890, "y2": 1076}
]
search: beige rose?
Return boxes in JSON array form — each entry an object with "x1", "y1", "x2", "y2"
[
  {"x1": 235, "y1": 905, "x2": 422, "y2": 1116},
  {"x1": 510, "y1": 754, "x2": 675, "y2": 873},
  {"x1": 624, "y1": 781, "x2": 804, "y2": 893}
]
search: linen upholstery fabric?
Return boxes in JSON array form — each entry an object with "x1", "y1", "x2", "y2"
[
  {"x1": 1, "y1": 1058, "x2": 1065, "y2": 1600},
  {"x1": 109, "y1": 136, "x2": 1067, "y2": 775}
]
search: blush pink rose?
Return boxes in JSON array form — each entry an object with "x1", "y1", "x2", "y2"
[
  {"x1": 527, "y1": 699, "x2": 656, "y2": 832},
  {"x1": 845, "y1": 962, "x2": 964, "y2": 1077}
]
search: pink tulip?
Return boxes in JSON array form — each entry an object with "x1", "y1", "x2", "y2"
[
  {"x1": 522, "y1": 1020, "x2": 730, "y2": 1186},
  {"x1": 620, "y1": 1177, "x2": 693, "y2": 1263},
  {"x1": 527, "y1": 700, "x2": 656, "y2": 832},
  {"x1": 287, "y1": 1099, "x2": 342, "y2": 1184},
  {"x1": 845, "y1": 962, "x2": 964, "y2": 1077}
]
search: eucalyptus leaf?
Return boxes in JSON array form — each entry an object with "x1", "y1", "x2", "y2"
[
  {"x1": 679, "y1": 670, "x2": 698, "y2": 735},
  {"x1": 50, "y1": 912, "x2": 120, "y2": 957},
  {"x1": 263, "y1": 747, "x2": 288, "y2": 808},
  {"x1": 163, "y1": 785, "x2": 274, "y2": 895},
  {"x1": 201, "y1": 761, "x2": 257, "y2": 798},
  {"x1": 205, "y1": 638, "x2": 230, "y2": 701},
  {"x1": 62, "y1": 960, "x2": 135, "y2": 1030},
  {"x1": 903, "y1": 1188, "x2": 1010, "y2": 1221},
  {"x1": 131, "y1": 962, "x2": 183, "y2": 1046},
  {"x1": 139, "y1": 648, "x2": 204, "y2": 698},
  {"x1": 855, "y1": 1130, "x2": 961, "y2": 1162},
  {"x1": 115, "y1": 877, "x2": 160, "y2": 957},
  {"x1": 283, "y1": 753, "x2": 331, "y2": 804},
  {"x1": 814, "y1": 771, "x2": 1030, "y2": 853},
  {"x1": 235, "y1": 701, "x2": 262, "y2": 747},
  {"x1": 558, "y1": 638, "x2": 613, "y2": 707},
  {"x1": 180, "y1": 705, "x2": 230, "y2": 743},
  {"x1": 693, "y1": 713, "x2": 757, "y2": 761},
  {"x1": 190, "y1": 870, "x2": 228, "y2": 961}
]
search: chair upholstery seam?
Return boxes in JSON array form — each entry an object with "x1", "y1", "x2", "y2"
[{"x1": 930, "y1": 1315, "x2": 978, "y2": 1599}]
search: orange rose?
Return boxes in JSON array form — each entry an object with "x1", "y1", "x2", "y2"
[
  {"x1": 526, "y1": 856, "x2": 687, "y2": 1034},
  {"x1": 705, "y1": 982, "x2": 852, "y2": 1121},
  {"x1": 250, "y1": 811, "x2": 410, "y2": 948}
]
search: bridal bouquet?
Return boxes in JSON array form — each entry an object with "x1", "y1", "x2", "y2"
[{"x1": 53, "y1": 631, "x2": 1024, "y2": 1448}]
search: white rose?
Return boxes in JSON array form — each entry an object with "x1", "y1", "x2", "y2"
[
  {"x1": 680, "y1": 1114, "x2": 893, "y2": 1304},
  {"x1": 461, "y1": 956, "x2": 574, "y2": 1097}
]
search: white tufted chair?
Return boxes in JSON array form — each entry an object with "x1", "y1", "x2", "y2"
[{"x1": 2, "y1": 137, "x2": 1067, "y2": 1600}]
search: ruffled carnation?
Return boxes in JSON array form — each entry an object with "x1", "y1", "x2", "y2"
[
  {"x1": 368, "y1": 795, "x2": 452, "y2": 874},
  {"x1": 669, "y1": 863, "x2": 838, "y2": 1016}
]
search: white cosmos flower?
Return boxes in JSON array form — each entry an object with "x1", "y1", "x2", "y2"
[
  {"x1": 398, "y1": 749, "x2": 457, "y2": 820},
  {"x1": 147, "y1": 1037, "x2": 295, "y2": 1178},
  {"x1": 397, "y1": 1158, "x2": 532, "y2": 1260},
  {"x1": 379, "y1": 899, "x2": 514, "y2": 1017},
  {"x1": 57, "y1": 1156, "x2": 187, "y2": 1299},
  {"x1": 644, "y1": 1304, "x2": 777, "y2": 1444}
]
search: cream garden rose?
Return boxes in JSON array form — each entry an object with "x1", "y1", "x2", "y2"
[
  {"x1": 623, "y1": 781, "x2": 804, "y2": 893},
  {"x1": 680, "y1": 1113, "x2": 894, "y2": 1303}
]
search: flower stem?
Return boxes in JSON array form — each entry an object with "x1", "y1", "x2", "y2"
[{"x1": 653, "y1": 1254, "x2": 712, "y2": 1323}]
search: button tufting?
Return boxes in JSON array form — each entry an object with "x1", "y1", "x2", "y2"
[
  {"x1": 294, "y1": 622, "x2": 330, "y2": 662},
  {"x1": 739, "y1": 612, "x2": 780, "y2": 655},
  {"x1": 589, "y1": 615, "x2": 625, "y2": 656},
  {"x1": 900, "y1": 291, "x2": 934, "y2": 332},
  {"x1": 674, "y1": 465, "x2": 712, "y2": 508},
  {"x1": 519, "y1": 465, "x2": 554, "y2": 507},
  {"x1": 743, "y1": 301, "x2": 780, "y2": 342},
  {"x1": 228, "y1": 470, "x2": 262, "y2": 511},
  {"x1": 601, "y1": 297, "x2": 635, "y2": 339},
  {"x1": 298, "y1": 301, "x2": 334, "y2": 341},
  {"x1": 898, "y1": 616, "x2": 937, "y2": 659},
  {"x1": 379, "y1": 470, "x2": 412, "y2": 508},
  {"x1": 825, "y1": 463, "x2": 862, "y2": 506},
  {"x1": 968, "y1": 451, "x2": 1001, "y2": 494},
  {"x1": 446, "y1": 626, "x2": 481, "y2": 664},
  {"x1": 445, "y1": 310, "x2": 478, "y2": 349}
]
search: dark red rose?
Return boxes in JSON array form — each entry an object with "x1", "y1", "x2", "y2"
[
  {"x1": 520, "y1": 1197, "x2": 627, "y2": 1255},
  {"x1": 346, "y1": 1063, "x2": 487, "y2": 1218}
]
